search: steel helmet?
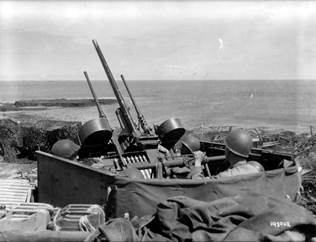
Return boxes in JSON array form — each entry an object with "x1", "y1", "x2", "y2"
[
  {"x1": 224, "y1": 129, "x2": 253, "y2": 158},
  {"x1": 180, "y1": 134, "x2": 200, "y2": 155},
  {"x1": 51, "y1": 139, "x2": 80, "y2": 159}
]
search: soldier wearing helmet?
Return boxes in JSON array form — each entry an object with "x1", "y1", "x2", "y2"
[
  {"x1": 157, "y1": 132, "x2": 198, "y2": 157},
  {"x1": 192, "y1": 129, "x2": 264, "y2": 179},
  {"x1": 179, "y1": 134, "x2": 201, "y2": 155},
  {"x1": 162, "y1": 133, "x2": 204, "y2": 178},
  {"x1": 51, "y1": 139, "x2": 80, "y2": 160}
]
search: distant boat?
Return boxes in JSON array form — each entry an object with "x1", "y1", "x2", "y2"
[{"x1": 250, "y1": 93, "x2": 254, "y2": 99}]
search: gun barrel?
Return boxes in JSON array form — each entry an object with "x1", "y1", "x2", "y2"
[
  {"x1": 120, "y1": 74, "x2": 140, "y2": 118},
  {"x1": 127, "y1": 155, "x2": 226, "y2": 170},
  {"x1": 92, "y1": 40, "x2": 137, "y2": 134},
  {"x1": 83, "y1": 71, "x2": 107, "y2": 119},
  {"x1": 120, "y1": 74, "x2": 150, "y2": 134}
]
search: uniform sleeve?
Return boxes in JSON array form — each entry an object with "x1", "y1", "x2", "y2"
[
  {"x1": 213, "y1": 167, "x2": 241, "y2": 178},
  {"x1": 214, "y1": 163, "x2": 261, "y2": 179},
  {"x1": 187, "y1": 166, "x2": 204, "y2": 179}
]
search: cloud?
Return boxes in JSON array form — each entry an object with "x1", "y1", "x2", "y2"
[
  {"x1": 218, "y1": 38, "x2": 224, "y2": 51},
  {"x1": 166, "y1": 65, "x2": 184, "y2": 69},
  {"x1": 0, "y1": 1, "x2": 315, "y2": 81}
]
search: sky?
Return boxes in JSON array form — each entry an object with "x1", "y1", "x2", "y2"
[{"x1": 0, "y1": 1, "x2": 316, "y2": 81}]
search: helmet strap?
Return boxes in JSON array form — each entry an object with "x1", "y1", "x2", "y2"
[
  {"x1": 225, "y1": 145, "x2": 249, "y2": 159},
  {"x1": 226, "y1": 148, "x2": 247, "y2": 166}
]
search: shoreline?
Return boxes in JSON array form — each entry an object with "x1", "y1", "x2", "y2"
[
  {"x1": 0, "y1": 98, "x2": 117, "y2": 112},
  {"x1": 0, "y1": 111, "x2": 314, "y2": 135}
]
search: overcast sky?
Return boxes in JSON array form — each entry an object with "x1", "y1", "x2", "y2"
[{"x1": 0, "y1": 1, "x2": 316, "y2": 81}]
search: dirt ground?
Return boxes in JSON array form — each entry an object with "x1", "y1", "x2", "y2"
[{"x1": 0, "y1": 161, "x2": 36, "y2": 179}]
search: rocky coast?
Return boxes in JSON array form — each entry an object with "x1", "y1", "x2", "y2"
[
  {"x1": 0, "y1": 98, "x2": 117, "y2": 112},
  {"x1": 0, "y1": 98, "x2": 117, "y2": 162}
]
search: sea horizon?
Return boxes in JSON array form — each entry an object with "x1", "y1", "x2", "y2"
[{"x1": 0, "y1": 79, "x2": 315, "y2": 134}]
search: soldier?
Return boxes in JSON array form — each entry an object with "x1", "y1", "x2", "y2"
[
  {"x1": 163, "y1": 133, "x2": 202, "y2": 178},
  {"x1": 51, "y1": 139, "x2": 80, "y2": 160},
  {"x1": 190, "y1": 129, "x2": 264, "y2": 179}
]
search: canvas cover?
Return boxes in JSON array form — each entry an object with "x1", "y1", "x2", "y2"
[
  {"x1": 36, "y1": 151, "x2": 301, "y2": 221},
  {"x1": 88, "y1": 192, "x2": 316, "y2": 242},
  {"x1": 106, "y1": 164, "x2": 301, "y2": 218}
]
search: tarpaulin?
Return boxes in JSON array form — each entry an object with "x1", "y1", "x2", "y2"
[
  {"x1": 107, "y1": 165, "x2": 301, "y2": 218},
  {"x1": 145, "y1": 193, "x2": 314, "y2": 241},
  {"x1": 88, "y1": 192, "x2": 316, "y2": 242}
]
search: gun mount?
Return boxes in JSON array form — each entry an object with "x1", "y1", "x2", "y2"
[
  {"x1": 78, "y1": 72, "x2": 113, "y2": 154},
  {"x1": 78, "y1": 72, "x2": 119, "y2": 158},
  {"x1": 92, "y1": 40, "x2": 159, "y2": 149},
  {"x1": 120, "y1": 74, "x2": 151, "y2": 135},
  {"x1": 73, "y1": 40, "x2": 187, "y2": 177},
  {"x1": 88, "y1": 39, "x2": 166, "y2": 172}
]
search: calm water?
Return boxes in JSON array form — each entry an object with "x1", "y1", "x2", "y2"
[{"x1": 0, "y1": 80, "x2": 316, "y2": 132}]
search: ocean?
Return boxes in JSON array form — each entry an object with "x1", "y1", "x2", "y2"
[{"x1": 0, "y1": 80, "x2": 316, "y2": 133}]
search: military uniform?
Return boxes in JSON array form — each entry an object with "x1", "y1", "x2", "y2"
[
  {"x1": 189, "y1": 160, "x2": 264, "y2": 179},
  {"x1": 170, "y1": 129, "x2": 264, "y2": 180}
]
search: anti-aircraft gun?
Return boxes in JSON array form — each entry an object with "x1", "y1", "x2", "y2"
[
  {"x1": 76, "y1": 40, "x2": 187, "y2": 178},
  {"x1": 92, "y1": 40, "x2": 158, "y2": 159},
  {"x1": 35, "y1": 40, "x2": 300, "y2": 216}
]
